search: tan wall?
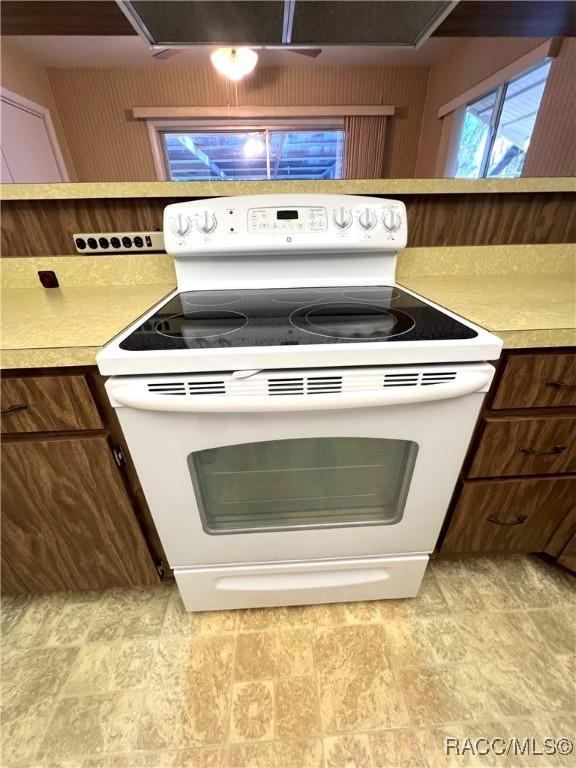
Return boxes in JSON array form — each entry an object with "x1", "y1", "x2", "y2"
[
  {"x1": 414, "y1": 38, "x2": 549, "y2": 178},
  {"x1": 523, "y1": 37, "x2": 576, "y2": 177},
  {"x1": 46, "y1": 65, "x2": 429, "y2": 181},
  {"x1": 1, "y1": 40, "x2": 76, "y2": 180}
]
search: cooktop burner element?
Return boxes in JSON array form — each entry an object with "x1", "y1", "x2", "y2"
[
  {"x1": 155, "y1": 310, "x2": 248, "y2": 340},
  {"x1": 290, "y1": 302, "x2": 415, "y2": 340},
  {"x1": 119, "y1": 285, "x2": 478, "y2": 352}
]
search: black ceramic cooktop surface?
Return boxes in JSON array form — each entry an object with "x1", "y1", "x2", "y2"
[{"x1": 119, "y1": 286, "x2": 478, "y2": 351}]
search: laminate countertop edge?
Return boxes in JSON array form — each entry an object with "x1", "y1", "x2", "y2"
[{"x1": 2, "y1": 178, "x2": 575, "y2": 201}]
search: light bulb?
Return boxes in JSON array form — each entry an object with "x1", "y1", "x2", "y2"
[
  {"x1": 243, "y1": 136, "x2": 265, "y2": 157},
  {"x1": 210, "y1": 48, "x2": 258, "y2": 81}
]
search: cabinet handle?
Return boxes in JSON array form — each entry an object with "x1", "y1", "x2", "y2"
[
  {"x1": 487, "y1": 515, "x2": 528, "y2": 526},
  {"x1": 1, "y1": 403, "x2": 28, "y2": 415},
  {"x1": 520, "y1": 445, "x2": 567, "y2": 456},
  {"x1": 546, "y1": 381, "x2": 576, "y2": 390}
]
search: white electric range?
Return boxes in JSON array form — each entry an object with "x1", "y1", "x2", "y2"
[{"x1": 98, "y1": 194, "x2": 502, "y2": 612}]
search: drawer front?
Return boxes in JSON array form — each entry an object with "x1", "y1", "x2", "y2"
[
  {"x1": 492, "y1": 353, "x2": 576, "y2": 409},
  {"x1": 175, "y1": 555, "x2": 428, "y2": 612},
  {"x1": 442, "y1": 477, "x2": 576, "y2": 553},
  {"x1": 1, "y1": 376, "x2": 103, "y2": 434},
  {"x1": 469, "y1": 416, "x2": 576, "y2": 478}
]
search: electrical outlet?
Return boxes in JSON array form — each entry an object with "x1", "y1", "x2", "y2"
[{"x1": 73, "y1": 231, "x2": 165, "y2": 254}]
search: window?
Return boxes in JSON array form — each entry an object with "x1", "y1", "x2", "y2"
[
  {"x1": 189, "y1": 437, "x2": 418, "y2": 534},
  {"x1": 155, "y1": 122, "x2": 344, "y2": 181},
  {"x1": 454, "y1": 60, "x2": 552, "y2": 179}
]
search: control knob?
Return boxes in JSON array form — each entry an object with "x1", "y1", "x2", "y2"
[
  {"x1": 358, "y1": 208, "x2": 377, "y2": 230},
  {"x1": 171, "y1": 213, "x2": 192, "y2": 237},
  {"x1": 332, "y1": 206, "x2": 353, "y2": 230},
  {"x1": 197, "y1": 210, "x2": 217, "y2": 234},
  {"x1": 383, "y1": 209, "x2": 402, "y2": 232}
]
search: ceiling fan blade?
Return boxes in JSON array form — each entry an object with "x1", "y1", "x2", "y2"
[
  {"x1": 152, "y1": 48, "x2": 182, "y2": 61},
  {"x1": 288, "y1": 48, "x2": 323, "y2": 58}
]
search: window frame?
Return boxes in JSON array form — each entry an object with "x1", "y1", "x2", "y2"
[
  {"x1": 147, "y1": 118, "x2": 345, "y2": 182},
  {"x1": 449, "y1": 58, "x2": 552, "y2": 180}
]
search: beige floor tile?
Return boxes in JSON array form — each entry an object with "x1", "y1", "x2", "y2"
[
  {"x1": 369, "y1": 728, "x2": 426, "y2": 768},
  {"x1": 499, "y1": 557, "x2": 574, "y2": 609},
  {"x1": 87, "y1": 587, "x2": 169, "y2": 643},
  {"x1": 86, "y1": 747, "x2": 227, "y2": 768},
  {"x1": 63, "y1": 640, "x2": 157, "y2": 696},
  {"x1": 137, "y1": 683, "x2": 231, "y2": 750},
  {"x1": 274, "y1": 738, "x2": 323, "y2": 768},
  {"x1": 456, "y1": 557, "x2": 522, "y2": 610},
  {"x1": 432, "y1": 565, "x2": 489, "y2": 613},
  {"x1": 537, "y1": 713, "x2": 576, "y2": 767},
  {"x1": 163, "y1": 591, "x2": 238, "y2": 636},
  {"x1": 417, "y1": 722, "x2": 495, "y2": 768},
  {"x1": 1, "y1": 695, "x2": 56, "y2": 765},
  {"x1": 405, "y1": 570, "x2": 452, "y2": 617},
  {"x1": 456, "y1": 611, "x2": 549, "y2": 663},
  {"x1": 150, "y1": 634, "x2": 235, "y2": 692},
  {"x1": 39, "y1": 691, "x2": 144, "y2": 760},
  {"x1": 225, "y1": 742, "x2": 275, "y2": 768},
  {"x1": 230, "y1": 681, "x2": 274, "y2": 743},
  {"x1": 314, "y1": 626, "x2": 408, "y2": 732},
  {"x1": 396, "y1": 666, "x2": 444, "y2": 727},
  {"x1": 324, "y1": 734, "x2": 373, "y2": 768},
  {"x1": 525, "y1": 608, "x2": 576, "y2": 656},
  {"x1": 3, "y1": 646, "x2": 79, "y2": 706},
  {"x1": 416, "y1": 616, "x2": 472, "y2": 665},
  {"x1": 343, "y1": 601, "x2": 383, "y2": 625},
  {"x1": 235, "y1": 629, "x2": 314, "y2": 680},
  {"x1": 2, "y1": 593, "x2": 72, "y2": 648},
  {"x1": 275, "y1": 676, "x2": 321, "y2": 739},
  {"x1": 1, "y1": 593, "x2": 31, "y2": 639}
]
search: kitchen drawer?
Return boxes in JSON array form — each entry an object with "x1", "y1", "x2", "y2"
[
  {"x1": 1, "y1": 375, "x2": 103, "y2": 434},
  {"x1": 442, "y1": 476, "x2": 576, "y2": 554},
  {"x1": 175, "y1": 554, "x2": 428, "y2": 612},
  {"x1": 492, "y1": 353, "x2": 576, "y2": 409},
  {"x1": 469, "y1": 415, "x2": 576, "y2": 478}
]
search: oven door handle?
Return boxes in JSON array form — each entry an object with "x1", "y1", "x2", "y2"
[{"x1": 110, "y1": 370, "x2": 492, "y2": 412}]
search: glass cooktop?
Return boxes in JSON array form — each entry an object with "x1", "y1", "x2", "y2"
[{"x1": 119, "y1": 286, "x2": 477, "y2": 351}]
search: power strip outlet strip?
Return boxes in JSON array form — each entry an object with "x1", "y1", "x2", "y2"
[{"x1": 73, "y1": 231, "x2": 165, "y2": 254}]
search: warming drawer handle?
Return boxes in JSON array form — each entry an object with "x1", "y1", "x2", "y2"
[
  {"x1": 1, "y1": 403, "x2": 28, "y2": 416},
  {"x1": 109, "y1": 371, "x2": 492, "y2": 413},
  {"x1": 520, "y1": 445, "x2": 567, "y2": 456},
  {"x1": 214, "y1": 568, "x2": 390, "y2": 593}
]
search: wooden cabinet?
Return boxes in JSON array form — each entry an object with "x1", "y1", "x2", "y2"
[
  {"x1": 1, "y1": 437, "x2": 158, "y2": 592},
  {"x1": 1, "y1": 368, "x2": 163, "y2": 594},
  {"x1": 441, "y1": 349, "x2": 576, "y2": 566},
  {"x1": 442, "y1": 477, "x2": 576, "y2": 554},
  {"x1": 1, "y1": 375, "x2": 102, "y2": 433},
  {"x1": 492, "y1": 353, "x2": 576, "y2": 409}
]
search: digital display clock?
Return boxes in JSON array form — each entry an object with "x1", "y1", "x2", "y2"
[{"x1": 276, "y1": 210, "x2": 299, "y2": 220}]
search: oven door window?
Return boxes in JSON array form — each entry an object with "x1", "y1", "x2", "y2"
[{"x1": 188, "y1": 437, "x2": 418, "y2": 534}]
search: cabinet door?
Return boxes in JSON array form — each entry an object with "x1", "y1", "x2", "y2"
[
  {"x1": 1, "y1": 436, "x2": 159, "y2": 593},
  {"x1": 441, "y1": 477, "x2": 576, "y2": 554},
  {"x1": 492, "y1": 354, "x2": 576, "y2": 409}
]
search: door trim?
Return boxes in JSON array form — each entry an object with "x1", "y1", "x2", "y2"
[{"x1": 1, "y1": 87, "x2": 70, "y2": 182}]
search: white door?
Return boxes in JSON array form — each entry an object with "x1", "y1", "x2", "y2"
[
  {"x1": 108, "y1": 364, "x2": 493, "y2": 567},
  {"x1": 1, "y1": 91, "x2": 67, "y2": 183}
]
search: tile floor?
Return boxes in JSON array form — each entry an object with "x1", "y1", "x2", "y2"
[{"x1": 2, "y1": 555, "x2": 575, "y2": 768}]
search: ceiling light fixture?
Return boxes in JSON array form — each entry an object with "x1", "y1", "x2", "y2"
[
  {"x1": 210, "y1": 47, "x2": 258, "y2": 81},
  {"x1": 243, "y1": 136, "x2": 266, "y2": 158}
]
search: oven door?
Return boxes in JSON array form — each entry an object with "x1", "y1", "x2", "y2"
[{"x1": 107, "y1": 364, "x2": 493, "y2": 567}]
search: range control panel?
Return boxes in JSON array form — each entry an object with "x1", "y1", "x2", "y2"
[{"x1": 164, "y1": 194, "x2": 407, "y2": 257}]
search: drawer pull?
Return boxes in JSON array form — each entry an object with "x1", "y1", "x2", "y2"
[
  {"x1": 546, "y1": 381, "x2": 576, "y2": 390},
  {"x1": 487, "y1": 514, "x2": 528, "y2": 526},
  {"x1": 520, "y1": 445, "x2": 567, "y2": 456},
  {"x1": 1, "y1": 403, "x2": 28, "y2": 415}
]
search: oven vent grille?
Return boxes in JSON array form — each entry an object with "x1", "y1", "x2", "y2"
[
  {"x1": 421, "y1": 371, "x2": 457, "y2": 386},
  {"x1": 147, "y1": 382, "x2": 187, "y2": 395},
  {"x1": 188, "y1": 380, "x2": 226, "y2": 395},
  {"x1": 268, "y1": 375, "x2": 344, "y2": 396},
  {"x1": 382, "y1": 373, "x2": 419, "y2": 387},
  {"x1": 268, "y1": 377, "x2": 305, "y2": 396}
]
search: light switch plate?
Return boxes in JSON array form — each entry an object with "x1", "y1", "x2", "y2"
[{"x1": 73, "y1": 231, "x2": 165, "y2": 254}]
